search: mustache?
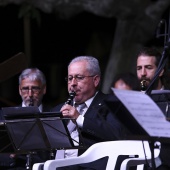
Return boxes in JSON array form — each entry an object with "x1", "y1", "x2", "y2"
[
  {"x1": 140, "y1": 77, "x2": 150, "y2": 82},
  {"x1": 24, "y1": 98, "x2": 35, "y2": 106}
]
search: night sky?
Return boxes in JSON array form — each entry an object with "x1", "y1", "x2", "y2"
[
  {"x1": 0, "y1": 4, "x2": 169, "y2": 107},
  {"x1": 0, "y1": 4, "x2": 116, "y2": 107}
]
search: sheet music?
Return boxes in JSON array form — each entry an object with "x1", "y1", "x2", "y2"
[{"x1": 112, "y1": 88, "x2": 170, "y2": 138}]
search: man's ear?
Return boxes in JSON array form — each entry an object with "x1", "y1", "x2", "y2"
[
  {"x1": 93, "y1": 75, "x2": 100, "y2": 87},
  {"x1": 43, "y1": 85, "x2": 46, "y2": 95},
  {"x1": 159, "y1": 69, "x2": 164, "y2": 77},
  {"x1": 19, "y1": 85, "x2": 22, "y2": 96}
]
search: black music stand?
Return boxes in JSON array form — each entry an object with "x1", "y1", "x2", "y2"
[
  {"x1": 105, "y1": 94, "x2": 149, "y2": 139},
  {"x1": 0, "y1": 106, "x2": 84, "y2": 169},
  {"x1": 150, "y1": 90, "x2": 170, "y2": 119},
  {"x1": 0, "y1": 106, "x2": 41, "y2": 153},
  {"x1": 0, "y1": 121, "x2": 14, "y2": 153},
  {"x1": 105, "y1": 90, "x2": 170, "y2": 142},
  {"x1": 1, "y1": 107, "x2": 83, "y2": 152},
  {"x1": 105, "y1": 89, "x2": 170, "y2": 170}
]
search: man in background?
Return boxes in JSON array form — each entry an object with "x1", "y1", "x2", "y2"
[
  {"x1": 19, "y1": 68, "x2": 49, "y2": 110},
  {"x1": 136, "y1": 47, "x2": 170, "y2": 91},
  {"x1": 136, "y1": 47, "x2": 170, "y2": 170},
  {"x1": 112, "y1": 72, "x2": 140, "y2": 91},
  {"x1": 0, "y1": 68, "x2": 51, "y2": 169}
]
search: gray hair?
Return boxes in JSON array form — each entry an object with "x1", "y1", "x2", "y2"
[
  {"x1": 68, "y1": 56, "x2": 101, "y2": 76},
  {"x1": 19, "y1": 68, "x2": 46, "y2": 85}
]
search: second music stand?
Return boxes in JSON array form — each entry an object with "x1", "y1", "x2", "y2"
[{"x1": 1, "y1": 106, "x2": 84, "y2": 169}]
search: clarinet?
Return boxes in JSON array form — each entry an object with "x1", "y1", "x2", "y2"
[
  {"x1": 29, "y1": 98, "x2": 34, "y2": 106},
  {"x1": 26, "y1": 98, "x2": 34, "y2": 169},
  {"x1": 51, "y1": 91, "x2": 76, "y2": 159},
  {"x1": 65, "y1": 91, "x2": 76, "y2": 105}
]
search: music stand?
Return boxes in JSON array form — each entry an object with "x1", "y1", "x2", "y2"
[
  {"x1": 150, "y1": 90, "x2": 170, "y2": 119},
  {"x1": 106, "y1": 89, "x2": 170, "y2": 142},
  {"x1": 1, "y1": 106, "x2": 84, "y2": 169},
  {"x1": 105, "y1": 89, "x2": 170, "y2": 170},
  {"x1": 1, "y1": 106, "x2": 84, "y2": 152},
  {"x1": 105, "y1": 94, "x2": 149, "y2": 139},
  {"x1": 0, "y1": 106, "x2": 41, "y2": 153},
  {"x1": 0, "y1": 121, "x2": 14, "y2": 153}
]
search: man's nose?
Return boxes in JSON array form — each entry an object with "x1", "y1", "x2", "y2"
[
  {"x1": 141, "y1": 68, "x2": 147, "y2": 76},
  {"x1": 28, "y1": 89, "x2": 34, "y2": 96}
]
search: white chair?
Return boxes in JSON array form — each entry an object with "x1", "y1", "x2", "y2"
[
  {"x1": 120, "y1": 141, "x2": 161, "y2": 170},
  {"x1": 33, "y1": 162, "x2": 44, "y2": 170},
  {"x1": 32, "y1": 140, "x2": 160, "y2": 170}
]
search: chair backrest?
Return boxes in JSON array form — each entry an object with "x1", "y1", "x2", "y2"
[
  {"x1": 120, "y1": 141, "x2": 161, "y2": 170},
  {"x1": 40, "y1": 140, "x2": 154, "y2": 170}
]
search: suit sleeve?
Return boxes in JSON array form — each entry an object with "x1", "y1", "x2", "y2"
[{"x1": 81, "y1": 103, "x2": 127, "y2": 144}]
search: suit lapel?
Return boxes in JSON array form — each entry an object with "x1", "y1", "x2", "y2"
[{"x1": 84, "y1": 91, "x2": 107, "y2": 118}]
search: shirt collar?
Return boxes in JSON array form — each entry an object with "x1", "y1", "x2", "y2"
[
  {"x1": 160, "y1": 86, "x2": 164, "y2": 90},
  {"x1": 74, "y1": 91, "x2": 98, "y2": 108},
  {"x1": 22, "y1": 102, "x2": 42, "y2": 112}
]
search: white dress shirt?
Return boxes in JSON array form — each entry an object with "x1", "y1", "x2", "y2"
[
  {"x1": 22, "y1": 102, "x2": 42, "y2": 112},
  {"x1": 56, "y1": 92, "x2": 98, "y2": 159}
]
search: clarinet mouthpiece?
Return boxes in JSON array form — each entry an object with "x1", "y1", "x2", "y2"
[{"x1": 65, "y1": 91, "x2": 76, "y2": 105}]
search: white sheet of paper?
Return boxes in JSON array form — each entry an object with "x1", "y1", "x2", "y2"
[{"x1": 112, "y1": 88, "x2": 170, "y2": 138}]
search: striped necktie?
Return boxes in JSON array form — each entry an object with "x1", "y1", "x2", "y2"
[
  {"x1": 67, "y1": 103, "x2": 86, "y2": 133},
  {"x1": 55, "y1": 103, "x2": 86, "y2": 159}
]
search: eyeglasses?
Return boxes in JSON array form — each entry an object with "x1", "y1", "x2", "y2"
[
  {"x1": 65, "y1": 75, "x2": 95, "y2": 83},
  {"x1": 20, "y1": 86, "x2": 41, "y2": 94}
]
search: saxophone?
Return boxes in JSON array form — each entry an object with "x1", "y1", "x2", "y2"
[{"x1": 140, "y1": 80, "x2": 147, "y2": 91}]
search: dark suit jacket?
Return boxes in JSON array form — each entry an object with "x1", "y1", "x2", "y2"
[{"x1": 52, "y1": 91, "x2": 126, "y2": 155}]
